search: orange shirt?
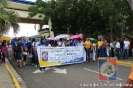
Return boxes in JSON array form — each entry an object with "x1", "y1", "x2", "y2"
[{"x1": 129, "y1": 65, "x2": 133, "y2": 80}]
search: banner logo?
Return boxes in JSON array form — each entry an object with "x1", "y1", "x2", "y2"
[{"x1": 98, "y1": 58, "x2": 117, "y2": 81}]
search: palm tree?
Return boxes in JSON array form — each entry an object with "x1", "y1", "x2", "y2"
[{"x1": 0, "y1": 0, "x2": 19, "y2": 35}]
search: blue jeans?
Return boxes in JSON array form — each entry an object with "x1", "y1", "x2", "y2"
[
  {"x1": 98, "y1": 46, "x2": 102, "y2": 57},
  {"x1": 123, "y1": 49, "x2": 129, "y2": 59},
  {"x1": 116, "y1": 48, "x2": 120, "y2": 60},
  {"x1": 2, "y1": 55, "x2": 5, "y2": 63},
  {"x1": 86, "y1": 48, "x2": 90, "y2": 61},
  {"x1": 102, "y1": 48, "x2": 107, "y2": 57},
  {"x1": 33, "y1": 50, "x2": 39, "y2": 65}
]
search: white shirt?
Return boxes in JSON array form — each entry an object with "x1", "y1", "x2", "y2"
[
  {"x1": 110, "y1": 43, "x2": 114, "y2": 48},
  {"x1": 115, "y1": 42, "x2": 120, "y2": 48},
  {"x1": 32, "y1": 41, "x2": 40, "y2": 50},
  {"x1": 48, "y1": 44, "x2": 51, "y2": 47},
  {"x1": 76, "y1": 42, "x2": 83, "y2": 46},
  {"x1": 62, "y1": 42, "x2": 65, "y2": 47},
  {"x1": 124, "y1": 41, "x2": 130, "y2": 49},
  {"x1": 58, "y1": 41, "x2": 61, "y2": 46}
]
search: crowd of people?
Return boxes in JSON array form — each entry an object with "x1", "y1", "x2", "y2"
[{"x1": 0, "y1": 36, "x2": 132, "y2": 70}]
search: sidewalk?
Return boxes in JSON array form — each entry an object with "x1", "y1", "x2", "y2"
[{"x1": 0, "y1": 63, "x2": 15, "y2": 88}]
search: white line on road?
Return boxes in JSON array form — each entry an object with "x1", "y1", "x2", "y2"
[{"x1": 84, "y1": 68, "x2": 123, "y2": 80}]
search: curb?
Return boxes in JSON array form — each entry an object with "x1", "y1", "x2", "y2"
[
  {"x1": 5, "y1": 58, "x2": 29, "y2": 88},
  {"x1": 116, "y1": 61, "x2": 133, "y2": 67}
]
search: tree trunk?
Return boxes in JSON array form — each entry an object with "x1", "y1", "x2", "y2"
[{"x1": 110, "y1": 28, "x2": 113, "y2": 42}]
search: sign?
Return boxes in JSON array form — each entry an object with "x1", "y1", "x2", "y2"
[
  {"x1": 98, "y1": 58, "x2": 117, "y2": 81},
  {"x1": 37, "y1": 46, "x2": 86, "y2": 67}
]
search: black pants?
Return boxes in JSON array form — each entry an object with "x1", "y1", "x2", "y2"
[
  {"x1": 111, "y1": 48, "x2": 114, "y2": 57},
  {"x1": 40, "y1": 67, "x2": 45, "y2": 71},
  {"x1": 23, "y1": 55, "x2": 26, "y2": 61}
]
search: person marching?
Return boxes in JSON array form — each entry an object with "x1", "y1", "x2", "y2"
[
  {"x1": 1, "y1": 41, "x2": 8, "y2": 64},
  {"x1": 22, "y1": 36, "x2": 28, "y2": 65},
  {"x1": 91, "y1": 41, "x2": 97, "y2": 61},
  {"x1": 84, "y1": 38, "x2": 91, "y2": 62}
]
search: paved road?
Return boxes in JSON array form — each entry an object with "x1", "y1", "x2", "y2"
[{"x1": 8, "y1": 49, "x2": 132, "y2": 88}]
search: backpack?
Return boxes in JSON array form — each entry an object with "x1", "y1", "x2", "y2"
[{"x1": 14, "y1": 42, "x2": 18, "y2": 52}]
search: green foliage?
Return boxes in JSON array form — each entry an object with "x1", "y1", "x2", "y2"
[
  {"x1": 28, "y1": 0, "x2": 133, "y2": 38},
  {"x1": 0, "y1": 0, "x2": 19, "y2": 35}
]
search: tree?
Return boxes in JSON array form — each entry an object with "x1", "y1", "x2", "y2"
[
  {"x1": 28, "y1": 0, "x2": 133, "y2": 39},
  {"x1": 0, "y1": 0, "x2": 19, "y2": 35}
]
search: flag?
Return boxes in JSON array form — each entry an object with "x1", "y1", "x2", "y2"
[{"x1": 98, "y1": 58, "x2": 117, "y2": 81}]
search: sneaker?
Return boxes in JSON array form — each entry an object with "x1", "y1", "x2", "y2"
[
  {"x1": 20, "y1": 66, "x2": 24, "y2": 69},
  {"x1": 35, "y1": 65, "x2": 37, "y2": 67},
  {"x1": 32, "y1": 63, "x2": 34, "y2": 65},
  {"x1": 17, "y1": 66, "x2": 20, "y2": 68},
  {"x1": 23, "y1": 62, "x2": 26, "y2": 65}
]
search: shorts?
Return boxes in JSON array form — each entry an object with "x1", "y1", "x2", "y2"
[{"x1": 16, "y1": 52, "x2": 22, "y2": 60}]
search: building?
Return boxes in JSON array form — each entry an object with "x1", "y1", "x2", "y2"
[{"x1": 6, "y1": 0, "x2": 54, "y2": 37}]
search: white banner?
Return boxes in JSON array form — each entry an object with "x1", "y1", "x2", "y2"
[{"x1": 37, "y1": 46, "x2": 86, "y2": 67}]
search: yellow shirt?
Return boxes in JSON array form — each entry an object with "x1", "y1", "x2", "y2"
[
  {"x1": 129, "y1": 65, "x2": 133, "y2": 80},
  {"x1": 97, "y1": 41, "x2": 103, "y2": 48},
  {"x1": 84, "y1": 41, "x2": 91, "y2": 49}
]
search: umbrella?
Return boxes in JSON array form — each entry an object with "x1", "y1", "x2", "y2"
[
  {"x1": 55, "y1": 34, "x2": 70, "y2": 40},
  {"x1": 70, "y1": 34, "x2": 82, "y2": 39},
  {"x1": 29, "y1": 35, "x2": 43, "y2": 39},
  {"x1": 47, "y1": 37, "x2": 56, "y2": 40},
  {"x1": 89, "y1": 38, "x2": 95, "y2": 41},
  {"x1": 0, "y1": 36, "x2": 10, "y2": 40}
]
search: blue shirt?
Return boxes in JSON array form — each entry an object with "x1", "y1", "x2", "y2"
[
  {"x1": 28, "y1": 41, "x2": 32, "y2": 49},
  {"x1": 70, "y1": 40, "x2": 76, "y2": 46},
  {"x1": 22, "y1": 40, "x2": 28, "y2": 49},
  {"x1": 45, "y1": 39, "x2": 49, "y2": 46},
  {"x1": 11, "y1": 39, "x2": 14, "y2": 45},
  {"x1": 38, "y1": 42, "x2": 45, "y2": 46},
  {"x1": 12, "y1": 40, "x2": 17, "y2": 48}
]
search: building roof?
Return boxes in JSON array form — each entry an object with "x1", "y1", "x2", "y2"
[
  {"x1": 10, "y1": 0, "x2": 50, "y2": 5},
  {"x1": 38, "y1": 28, "x2": 49, "y2": 32},
  {"x1": 10, "y1": 0, "x2": 35, "y2": 5}
]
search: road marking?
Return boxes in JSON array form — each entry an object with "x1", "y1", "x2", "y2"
[
  {"x1": 84, "y1": 68, "x2": 123, "y2": 80},
  {"x1": 5, "y1": 63, "x2": 21, "y2": 88},
  {"x1": 33, "y1": 67, "x2": 67, "y2": 74},
  {"x1": 33, "y1": 69, "x2": 44, "y2": 73},
  {"x1": 52, "y1": 67, "x2": 67, "y2": 74}
]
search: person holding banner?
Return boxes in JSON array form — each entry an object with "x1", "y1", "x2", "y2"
[
  {"x1": 76, "y1": 39, "x2": 83, "y2": 46},
  {"x1": 32, "y1": 38, "x2": 40, "y2": 67},
  {"x1": 38, "y1": 38, "x2": 46, "y2": 71}
]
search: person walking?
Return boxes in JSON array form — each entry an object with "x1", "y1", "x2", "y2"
[
  {"x1": 115, "y1": 39, "x2": 121, "y2": 60},
  {"x1": 123, "y1": 38, "x2": 130, "y2": 59},
  {"x1": 97, "y1": 38, "x2": 103, "y2": 58},
  {"x1": 91, "y1": 41, "x2": 96, "y2": 61},
  {"x1": 16, "y1": 37, "x2": 24, "y2": 68},
  {"x1": 84, "y1": 38, "x2": 91, "y2": 62},
  {"x1": 22, "y1": 36, "x2": 28, "y2": 65},
  {"x1": 32, "y1": 38, "x2": 40, "y2": 67},
  {"x1": 1, "y1": 42, "x2": 8, "y2": 63}
]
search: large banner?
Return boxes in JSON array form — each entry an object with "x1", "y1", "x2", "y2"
[{"x1": 37, "y1": 46, "x2": 86, "y2": 67}]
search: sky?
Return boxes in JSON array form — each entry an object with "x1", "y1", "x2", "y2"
[
  {"x1": 5, "y1": 23, "x2": 49, "y2": 38},
  {"x1": 6, "y1": 23, "x2": 38, "y2": 37}
]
